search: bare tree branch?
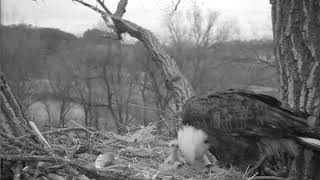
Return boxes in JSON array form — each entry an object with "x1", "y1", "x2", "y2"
[
  {"x1": 114, "y1": 0, "x2": 128, "y2": 17},
  {"x1": 171, "y1": 0, "x2": 182, "y2": 13},
  {"x1": 73, "y1": 0, "x2": 194, "y2": 115},
  {"x1": 73, "y1": 0, "x2": 107, "y2": 16},
  {"x1": 96, "y1": 0, "x2": 112, "y2": 14}
]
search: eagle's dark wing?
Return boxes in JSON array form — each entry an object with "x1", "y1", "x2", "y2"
[
  {"x1": 182, "y1": 89, "x2": 315, "y2": 138},
  {"x1": 182, "y1": 89, "x2": 319, "y2": 168}
]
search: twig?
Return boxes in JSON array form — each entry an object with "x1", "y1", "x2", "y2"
[
  {"x1": 247, "y1": 172, "x2": 258, "y2": 180},
  {"x1": 70, "y1": 120, "x2": 97, "y2": 134},
  {"x1": 96, "y1": 0, "x2": 112, "y2": 14},
  {"x1": 171, "y1": 0, "x2": 182, "y2": 13},
  {"x1": 247, "y1": 154, "x2": 267, "y2": 176},
  {"x1": 73, "y1": 0, "x2": 109, "y2": 16}
]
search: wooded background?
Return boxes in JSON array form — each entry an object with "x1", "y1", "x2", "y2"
[
  {"x1": 0, "y1": 0, "x2": 319, "y2": 179},
  {"x1": 0, "y1": 6, "x2": 277, "y2": 134}
]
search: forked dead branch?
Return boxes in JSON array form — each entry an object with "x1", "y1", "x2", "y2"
[{"x1": 72, "y1": 0, "x2": 194, "y2": 117}]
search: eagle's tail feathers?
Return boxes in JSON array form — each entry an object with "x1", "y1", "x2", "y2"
[{"x1": 298, "y1": 137, "x2": 320, "y2": 151}]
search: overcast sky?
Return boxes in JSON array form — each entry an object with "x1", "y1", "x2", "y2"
[{"x1": 2, "y1": 0, "x2": 272, "y2": 39}]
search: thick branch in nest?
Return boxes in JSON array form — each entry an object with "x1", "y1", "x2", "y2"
[
  {"x1": 0, "y1": 74, "x2": 30, "y2": 135},
  {"x1": 0, "y1": 73, "x2": 51, "y2": 148}
]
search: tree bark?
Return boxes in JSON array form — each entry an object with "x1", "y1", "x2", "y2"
[
  {"x1": 0, "y1": 73, "x2": 29, "y2": 137},
  {"x1": 271, "y1": 0, "x2": 320, "y2": 179}
]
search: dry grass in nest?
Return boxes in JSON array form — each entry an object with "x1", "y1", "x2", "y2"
[{"x1": 43, "y1": 123, "x2": 248, "y2": 180}]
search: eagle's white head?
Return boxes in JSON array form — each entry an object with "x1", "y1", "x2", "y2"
[{"x1": 178, "y1": 126, "x2": 209, "y2": 165}]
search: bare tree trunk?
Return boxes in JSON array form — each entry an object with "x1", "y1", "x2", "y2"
[
  {"x1": 94, "y1": 108, "x2": 99, "y2": 129},
  {"x1": 84, "y1": 105, "x2": 89, "y2": 126},
  {"x1": 43, "y1": 99, "x2": 52, "y2": 127},
  {"x1": 140, "y1": 74, "x2": 148, "y2": 126},
  {"x1": 271, "y1": 0, "x2": 320, "y2": 179}
]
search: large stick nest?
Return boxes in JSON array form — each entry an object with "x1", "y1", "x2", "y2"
[{"x1": 1, "y1": 123, "x2": 247, "y2": 180}]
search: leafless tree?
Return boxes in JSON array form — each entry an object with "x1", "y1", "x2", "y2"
[
  {"x1": 49, "y1": 74, "x2": 73, "y2": 128},
  {"x1": 101, "y1": 44, "x2": 137, "y2": 132},
  {"x1": 166, "y1": 4, "x2": 240, "y2": 91}
]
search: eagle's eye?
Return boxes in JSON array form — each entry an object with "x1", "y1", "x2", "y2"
[{"x1": 204, "y1": 139, "x2": 209, "y2": 144}]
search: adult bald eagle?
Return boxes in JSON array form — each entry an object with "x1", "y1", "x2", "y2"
[{"x1": 178, "y1": 89, "x2": 320, "y2": 172}]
